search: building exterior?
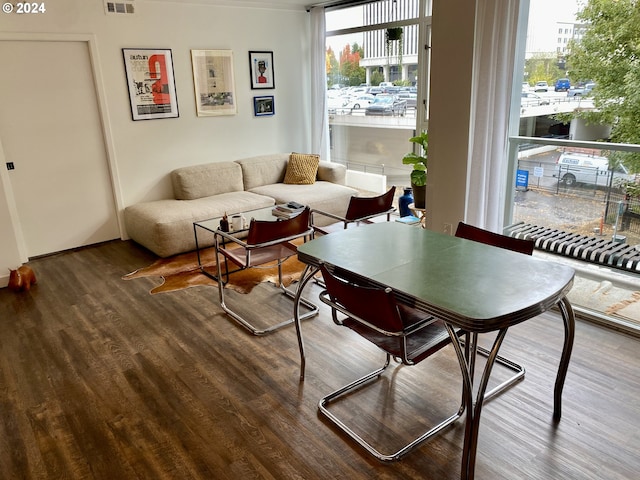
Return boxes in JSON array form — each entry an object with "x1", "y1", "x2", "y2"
[
  {"x1": 556, "y1": 21, "x2": 587, "y2": 55},
  {"x1": 359, "y1": 0, "x2": 420, "y2": 84},
  {"x1": 356, "y1": 1, "x2": 585, "y2": 85}
]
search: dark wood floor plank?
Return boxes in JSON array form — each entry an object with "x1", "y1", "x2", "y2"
[{"x1": 0, "y1": 239, "x2": 639, "y2": 479}]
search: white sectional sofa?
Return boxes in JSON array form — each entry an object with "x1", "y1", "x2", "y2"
[{"x1": 124, "y1": 153, "x2": 358, "y2": 257}]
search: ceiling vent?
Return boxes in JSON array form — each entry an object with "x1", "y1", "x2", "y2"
[{"x1": 104, "y1": 1, "x2": 135, "y2": 15}]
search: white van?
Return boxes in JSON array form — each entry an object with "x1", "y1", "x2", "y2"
[{"x1": 554, "y1": 153, "x2": 634, "y2": 187}]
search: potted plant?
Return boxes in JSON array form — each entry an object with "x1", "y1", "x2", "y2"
[
  {"x1": 385, "y1": 27, "x2": 403, "y2": 66},
  {"x1": 402, "y1": 131, "x2": 428, "y2": 208}
]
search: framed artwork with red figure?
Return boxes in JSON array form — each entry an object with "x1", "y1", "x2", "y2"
[
  {"x1": 249, "y1": 51, "x2": 274, "y2": 89},
  {"x1": 122, "y1": 48, "x2": 179, "y2": 120}
]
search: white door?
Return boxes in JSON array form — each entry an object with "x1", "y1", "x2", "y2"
[{"x1": 0, "y1": 40, "x2": 119, "y2": 258}]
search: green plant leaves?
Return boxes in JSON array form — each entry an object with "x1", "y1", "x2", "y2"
[{"x1": 403, "y1": 131, "x2": 428, "y2": 186}]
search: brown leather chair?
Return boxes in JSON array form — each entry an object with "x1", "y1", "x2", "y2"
[
  {"x1": 311, "y1": 186, "x2": 396, "y2": 236},
  {"x1": 455, "y1": 221, "x2": 535, "y2": 401},
  {"x1": 215, "y1": 208, "x2": 318, "y2": 335},
  {"x1": 455, "y1": 221, "x2": 534, "y2": 255},
  {"x1": 316, "y1": 263, "x2": 465, "y2": 462}
]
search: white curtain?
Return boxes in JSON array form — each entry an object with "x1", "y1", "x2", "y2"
[
  {"x1": 310, "y1": 7, "x2": 330, "y2": 160},
  {"x1": 466, "y1": 0, "x2": 520, "y2": 231}
]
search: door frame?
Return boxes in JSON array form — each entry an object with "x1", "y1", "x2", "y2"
[{"x1": 0, "y1": 32, "x2": 124, "y2": 262}]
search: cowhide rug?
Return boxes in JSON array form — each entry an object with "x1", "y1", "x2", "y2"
[{"x1": 123, "y1": 246, "x2": 307, "y2": 295}]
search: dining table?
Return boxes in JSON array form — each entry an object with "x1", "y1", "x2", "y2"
[{"x1": 292, "y1": 221, "x2": 575, "y2": 480}]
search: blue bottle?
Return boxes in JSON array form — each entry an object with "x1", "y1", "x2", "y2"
[{"x1": 398, "y1": 187, "x2": 414, "y2": 217}]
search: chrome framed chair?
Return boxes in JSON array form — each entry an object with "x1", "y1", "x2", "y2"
[
  {"x1": 455, "y1": 221, "x2": 535, "y2": 401},
  {"x1": 215, "y1": 207, "x2": 318, "y2": 335},
  {"x1": 455, "y1": 221, "x2": 535, "y2": 256},
  {"x1": 310, "y1": 186, "x2": 396, "y2": 236},
  {"x1": 316, "y1": 263, "x2": 465, "y2": 462}
]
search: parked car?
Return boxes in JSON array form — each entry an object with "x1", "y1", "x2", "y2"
[
  {"x1": 382, "y1": 86, "x2": 401, "y2": 94},
  {"x1": 534, "y1": 81, "x2": 549, "y2": 92},
  {"x1": 554, "y1": 78, "x2": 571, "y2": 92},
  {"x1": 397, "y1": 92, "x2": 417, "y2": 108},
  {"x1": 347, "y1": 86, "x2": 369, "y2": 96},
  {"x1": 521, "y1": 92, "x2": 550, "y2": 106},
  {"x1": 337, "y1": 94, "x2": 375, "y2": 114},
  {"x1": 364, "y1": 95, "x2": 407, "y2": 116},
  {"x1": 567, "y1": 82, "x2": 595, "y2": 97},
  {"x1": 553, "y1": 152, "x2": 634, "y2": 187},
  {"x1": 327, "y1": 95, "x2": 348, "y2": 114},
  {"x1": 400, "y1": 86, "x2": 417, "y2": 93},
  {"x1": 522, "y1": 82, "x2": 531, "y2": 92}
]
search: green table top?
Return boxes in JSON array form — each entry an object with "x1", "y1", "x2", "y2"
[{"x1": 298, "y1": 222, "x2": 575, "y2": 332}]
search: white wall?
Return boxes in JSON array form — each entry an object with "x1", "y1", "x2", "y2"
[
  {"x1": 0, "y1": 0, "x2": 311, "y2": 285},
  {"x1": 427, "y1": 0, "x2": 475, "y2": 231}
]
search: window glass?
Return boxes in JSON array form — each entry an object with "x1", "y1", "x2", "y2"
[
  {"x1": 325, "y1": 1, "x2": 429, "y2": 186},
  {"x1": 510, "y1": 0, "x2": 640, "y2": 329},
  {"x1": 325, "y1": 5, "x2": 365, "y2": 30}
]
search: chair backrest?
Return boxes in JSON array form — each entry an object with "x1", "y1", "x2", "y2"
[
  {"x1": 344, "y1": 186, "x2": 396, "y2": 221},
  {"x1": 247, "y1": 207, "x2": 311, "y2": 245},
  {"x1": 319, "y1": 264, "x2": 404, "y2": 332},
  {"x1": 455, "y1": 221, "x2": 534, "y2": 255}
]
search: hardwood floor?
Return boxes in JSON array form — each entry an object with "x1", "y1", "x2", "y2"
[{"x1": 1, "y1": 239, "x2": 639, "y2": 479}]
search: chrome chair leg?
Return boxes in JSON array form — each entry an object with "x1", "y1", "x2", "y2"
[
  {"x1": 216, "y1": 253, "x2": 318, "y2": 336},
  {"x1": 462, "y1": 332, "x2": 525, "y2": 403},
  {"x1": 477, "y1": 345, "x2": 525, "y2": 402},
  {"x1": 318, "y1": 352, "x2": 464, "y2": 462}
]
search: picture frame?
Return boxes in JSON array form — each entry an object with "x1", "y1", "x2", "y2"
[
  {"x1": 190, "y1": 49, "x2": 237, "y2": 117},
  {"x1": 253, "y1": 96, "x2": 275, "y2": 116},
  {"x1": 122, "y1": 48, "x2": 179, "y2": 121},
  {"x1": 249, "y1": 51, "x2": 275, "y2": 89}
]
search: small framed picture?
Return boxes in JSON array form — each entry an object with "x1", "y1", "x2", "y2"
[
  {"x1": 253, "y1": 96, "x2": 274, "y2": 116},
  {"x1": 249, "y1": 51, "x2": 275, "y2": 89}
]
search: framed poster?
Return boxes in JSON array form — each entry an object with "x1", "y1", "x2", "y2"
[
  {"x1": 253, "y1": 96, "x2": 274, "y2": 116},
  {"x1": 122, "y1": 48, "x2": 179, "y2": 120},
  {"x1": 249, "y1": 51, "x2": 275, "y2": 89},
  {"x1": 191, "y1": 49, "x2": 237, "y2": 117}
]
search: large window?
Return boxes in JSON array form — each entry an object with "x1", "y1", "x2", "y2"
[
  {"x1": 509, "y1": 0, "x2": 640, "y2": 331},
  {"x1": 324, "y1": 0, "x2": 431, "y2": 185}
]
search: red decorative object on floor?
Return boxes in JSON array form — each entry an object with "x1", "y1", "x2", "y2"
[{"x1": 8, "y1": 265, "x2": 37, "y2": 292}]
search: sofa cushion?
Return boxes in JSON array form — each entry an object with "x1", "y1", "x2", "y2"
[
  {"x1": 172, "y1": 161, "x2": 244, "y2": 200},
  {"x1": 284, "y1": 153, "x2": 320, "y2": 185},
  {"x1": 317, "y1": 161, "x2": 347, "y2": 184},
  {"x1": 124, "y1": 191, "x2": 274, "y2": 257},
  {"x1": 236, "y1": 154, "x2": 289, "y2": 190},
  {"x1": 248, "y1": 182, "x2": 358, "y2": 227}
]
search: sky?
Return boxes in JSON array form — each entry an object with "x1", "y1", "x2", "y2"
[{"x1": 527, "y1": 0, "x2": 583, "y2": 53}]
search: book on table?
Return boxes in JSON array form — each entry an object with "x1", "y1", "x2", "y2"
[
  {"x1": 272, "y1": 201, "x2": 305, "y2": 218},
  {"x1": 395, "y1": 215, "x2": 420, "y2": 225}
]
